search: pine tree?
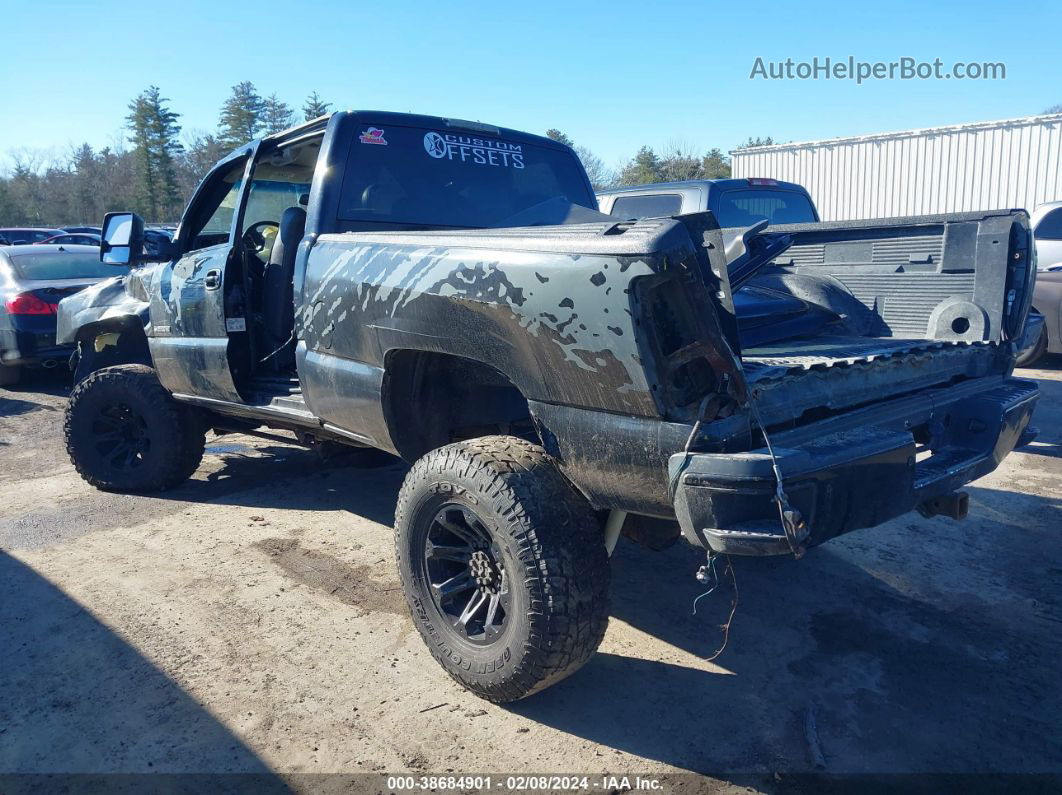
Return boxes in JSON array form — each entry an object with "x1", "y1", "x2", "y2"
[
  {"x1": 263, "y1": 94, "x2": 296, "y2": 134},
  {"x1": 218, "y1": 81, "x2": 266, "y2": 149},
  {"x1": 302, "y1": 91, "x2": 331, "y2": 121},
  {"x1": 701, "y1": 148, "x2": 731, "y2": 179},
  {"x1": 545, "y1": 129, "x2": 574, "y2": 147},
  {"x1": 617, "y1": 146, "x2": 662, "y2": 186},
  {"x1": 72, "y1": 144, "x2": 100, "y2": 223},
  {"x1": 126, "y1": 86, "x2": 183, "y2": 221},
  {"x1": 735, "y1": 136, "x2": 775, "y2": 150}
]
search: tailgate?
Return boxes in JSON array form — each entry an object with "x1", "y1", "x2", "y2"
[{"x1": 756, "y1": 209, "x2": 1035, "y2": 343}]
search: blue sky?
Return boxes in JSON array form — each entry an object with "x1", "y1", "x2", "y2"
[{"x1": 2, "y1": 0, "x2": 1059, "y2": 171}]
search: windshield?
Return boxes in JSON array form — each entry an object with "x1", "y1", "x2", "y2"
[
  {"x1": 9, "y1": 251, "x2": 124, "y2": 280},
  {"x1": 338, "y1": 125, "x2": 594, "y2": 228},
  {"x1": 711, "y1": 189, "x2": 817, "y2": 227}
]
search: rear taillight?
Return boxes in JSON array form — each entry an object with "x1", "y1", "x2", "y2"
[
  {"x1": 747, "y1": 178, "x2": 778, "y2": 186},
  {"x1": 5, "y1": 293, "x2": 57, "y2": 315}
]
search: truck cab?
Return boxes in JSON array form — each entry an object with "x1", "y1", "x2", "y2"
[
  {"x1": 62, "y1": 112, "x2": 599, "y2": 412},
  {"x1": 596, "y1": 178, "x2": 819, "y2": 225}
]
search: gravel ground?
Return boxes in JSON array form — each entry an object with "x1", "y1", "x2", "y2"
[{"x1": 1, "y1": 360, "x2": 1060, "y2": 790}]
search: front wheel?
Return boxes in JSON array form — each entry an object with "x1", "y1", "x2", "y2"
[
  {"x1": 394, "y1": 436, "x2": 610, "y2": 702},
  {"x1": 64, "y1": 365, "x2": 205, "y2": 492}
]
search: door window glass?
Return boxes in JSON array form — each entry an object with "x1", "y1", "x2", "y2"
[{"x1": 179, "y1": 158, "x2": 248, "y2": 252}]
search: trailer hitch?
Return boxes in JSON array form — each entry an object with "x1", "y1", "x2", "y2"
[{"x1": 917, "y1": 491, "x2": 970, "y2": 520}]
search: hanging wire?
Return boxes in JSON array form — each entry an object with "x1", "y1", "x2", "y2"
[
  {"x1": 704, "y1": 555, "x2": 738, "y2": 662},
  {"x1": 746, "y1": 392, "x2": 806, "y2": 558},
  {"x1": 692, "y1": 553, "x2": 740, "y2": 661}
]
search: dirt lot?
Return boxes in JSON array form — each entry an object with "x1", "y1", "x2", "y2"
[{"x1": 2, "y1": 360, "x2": 1061, "y2": 789}]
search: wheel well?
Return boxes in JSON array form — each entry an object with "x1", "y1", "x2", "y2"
[
  {"x1": 383, "y1": 350, "x2": 538, "y2": 461},
  {"x1": 74, "y1": 320, "x2": 151, "y2": 382}
]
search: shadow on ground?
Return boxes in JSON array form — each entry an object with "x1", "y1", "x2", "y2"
[
  {"x1": 5, "y1": 357, "x2": 1060, "y2": 780},
  {"x1": 0, "y1": 367, "x2": 72, "y2": 399},
  {"x1": 511, "y1": 486, "x2": 1062, "y2": 776},
  {"x1": 0, "y1": 550, "x2": 286, "y2": 787},
  {"x1": 157, "y1": 443, "x2": 407, "y2": 526}
]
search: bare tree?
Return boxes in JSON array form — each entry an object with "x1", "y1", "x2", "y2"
[
  {"x1": 657, "y1": 141, "x2": 703, "y2": 182},
  {"x1": 575, "y1": 146, "x2": 615, "y2": 190}
]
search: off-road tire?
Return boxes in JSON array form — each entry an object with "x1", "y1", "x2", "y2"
[
  {"x1": 395, "y1": 435, "x2": 610, "y2": 702},
  {"x1": 1015, "y1": 325, "x2": 1047, "y2": 368},
  {"x1": 65, "y1": 364, "x2": 205, "y2": 492},
  {"x1": 0, "y1": 362, "x2": 20, "y2": 387}
]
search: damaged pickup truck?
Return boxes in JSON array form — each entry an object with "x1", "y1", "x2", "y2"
[{"x1": 57, "y1": 111, "x2": 1039, "y2": 702}]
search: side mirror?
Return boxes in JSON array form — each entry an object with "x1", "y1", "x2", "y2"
[{"x1": 100, "y1": 212, "x2": 144, "y2": 266}]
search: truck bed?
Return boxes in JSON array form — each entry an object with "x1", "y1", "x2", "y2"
[{"x1": 727, "y1": 210, "x2": 1035, "y2": 428}]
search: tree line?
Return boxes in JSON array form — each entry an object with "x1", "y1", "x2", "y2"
[
  {"x1": 0, "y1": 82, "x2": 767, "y2": 226},
  {"x1": 0, "y1": 83, "x2": 332, "y2": 227},
  {"x1": 545, "y1": 129, "x2": 773, "y2": 190}
]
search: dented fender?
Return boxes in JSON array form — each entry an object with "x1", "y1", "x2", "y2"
[{"x1": 56, "y1": 265, "x2": 155, "y2": 345}]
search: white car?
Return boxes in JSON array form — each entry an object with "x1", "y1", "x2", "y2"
[{"x1": 1032, "y1": 201, "x2": 1062, "y2": 271}]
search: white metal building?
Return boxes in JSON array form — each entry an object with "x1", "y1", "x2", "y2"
[{"x1": 731, "y1": 113, "x2": 1062, "y2": 221}]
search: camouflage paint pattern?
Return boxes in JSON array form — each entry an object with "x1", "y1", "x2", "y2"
[{"x1": 299, "y1": 234, "x2": 674, "y2": 418}]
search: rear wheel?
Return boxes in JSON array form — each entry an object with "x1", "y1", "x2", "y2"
[
  {"x1": 64, "y1": 365, "x2": 205, "y2": 492},
  {"x1": 395, "y1": 435, "x2": 610, "y2": 702}
]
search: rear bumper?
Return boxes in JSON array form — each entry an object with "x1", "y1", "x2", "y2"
[
  {"x1": 671, "y1": 377, "x2": 1039, "y2": 555},
  {"x1": 0, "y1": 322, "x2": 71, "y2": 367}
]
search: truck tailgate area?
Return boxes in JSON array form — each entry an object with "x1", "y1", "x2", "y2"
[
  {"x1": 672, "y1": 375, "x2": 1039, "y2": 554},
  {"x1": 741, "y1": 336, "x2": 1005, "y2": 429}
]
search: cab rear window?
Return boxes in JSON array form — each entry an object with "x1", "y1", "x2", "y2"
[
  {"x1": 711, "y1": 189, "x2": 817, "y2": 227},
  {"x1": 337, "y1": 125, "x2": 594, "y2": 228},
  {"x1": 609, "y1": 193, "x2": 684, "y2": 219}
]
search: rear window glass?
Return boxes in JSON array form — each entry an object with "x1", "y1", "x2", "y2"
[
  {"x1": 9, "y1": 251, "x2": 123, "y2": 280},
  {"x1": 337, "y1": 125, "x2": 594, "y2": 227},
  {"x1": 609, "y1": 193, "x2": 684, "y2": 219},
  {"x1": 711, "y1": 189, "x2": 817, "y2": 227}
]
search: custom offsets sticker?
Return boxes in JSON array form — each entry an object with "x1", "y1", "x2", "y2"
[{"x1": 423, "y1": 131, "x2": 525, "y2": 169}]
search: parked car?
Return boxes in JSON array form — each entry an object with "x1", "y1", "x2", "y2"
[
  {"x1": 0, "y1": 227, "x2": 64, "y2": 246},
  {"x1": 1020, "y1": 275, "x2": 1062, "y2": 367},
  {"x1": 143, "y1": 228, "x2": 173, "y2": 259},
  {"x1": 1032, "y1": 201, "x2": 1062, "y2": 271},
  {"x1": 0, "y1": 244, "x2": 125, "y2": 385},
  {"x1": 58, "y1": 111, "x2": 1037, "y2": 702},
  {"x1": 38, "y1": 233, "x2": 102, "y2": 247},
  {"x1": 1012, "y1": 202, "x2": 1062, "y2": 366},
  {"x1": 61, "y1": 226, "x2": 103, "y2": 235},
  {"x1": 596, "y1": 178, "x2": 820, "y2": 225},
  {"x1": 600, "y1": 178, "x2": 831, "y2": 347}
]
